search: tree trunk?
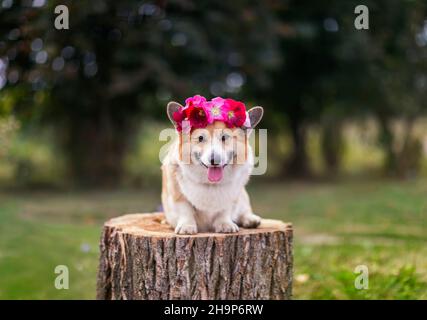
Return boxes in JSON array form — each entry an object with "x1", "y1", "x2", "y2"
[
  {"x1": 62, "y1": 113, "x2": 134, "y2": 187},
  {"x1": 97, "y1": 213, "x2": 293, "y2": 300},
  {"x1": 322, "y1": 119, "x2": 343, "y2": 175},
  {"x1": 377, "y1": 114, "x2": 398, "y2": 175},
  {"x1": 284, "y1": 117, "x2": 310, "y2": 177}
]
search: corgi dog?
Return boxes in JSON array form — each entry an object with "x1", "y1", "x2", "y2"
[{"x1": 161, "y1": 96, "x2": 264, "y2": 234}]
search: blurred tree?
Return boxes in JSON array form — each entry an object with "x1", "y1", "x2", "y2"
[
  {"x1": 2, "y1": 0, "x2": 427, "y2": 186},
  {"x1": 251, "y1": 0, "x2": 427, "y2": 177},
  {"x1": 250, "y1": 0, "x2": 356, "y2": 177},
  {"x1": 349, "y1": 0, "x2": 427, "y2": 177},
  {"x1": 0, "y1": 0, "x2": 274, "y2": 186}
]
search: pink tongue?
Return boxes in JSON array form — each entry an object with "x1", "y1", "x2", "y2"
[{"x1": 207, "y1": 166, "x2": 223, "y2": 182}]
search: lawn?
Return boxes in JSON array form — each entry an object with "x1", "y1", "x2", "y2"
[{"x1": 0, "y1": 179, "x2": 426, "y2": 299}]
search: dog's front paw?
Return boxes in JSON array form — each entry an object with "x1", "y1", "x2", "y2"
[
  {"x1": 214, "y1": 221, "x2": 239, "y2": 233},
  {"x1": 175, "y1": 223, "x2": 198, "y2": 235},
  {"x1": 238, "y1": 213, "x2": 261, "y2": 229}
]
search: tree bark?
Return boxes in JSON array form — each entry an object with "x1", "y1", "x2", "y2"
[
  {"x1": 62, "y1": 112, "x2": 134, "y2": 187},
  {"x1": 283, "y1": 114, "x2": 311, "y2": 178},
  {"x1": 377, "y1": 113, "x2": 398, "y2": 175},
  {"x1": 97, "y1": 213, "x2": 293, "y2": 300},
  {"x1": 322, "y1": 119, "x2": 343, "y2": 175}
]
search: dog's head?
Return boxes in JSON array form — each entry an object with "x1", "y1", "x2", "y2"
[{"x1": 167, "y1": 101, "x2": 263, "y2": 184}]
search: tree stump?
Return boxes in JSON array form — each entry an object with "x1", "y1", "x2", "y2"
[{"x1": 96, "y1": 213, "x2": 293, "y2": 300}]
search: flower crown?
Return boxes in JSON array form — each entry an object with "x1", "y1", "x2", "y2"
[{"x1": 172, "y1": 95, "x2": 251, "y2": 133}]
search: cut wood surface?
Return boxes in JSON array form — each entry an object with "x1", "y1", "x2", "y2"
[{"x1": 96, "y1": 213, "x2": 293, "y2": 300}]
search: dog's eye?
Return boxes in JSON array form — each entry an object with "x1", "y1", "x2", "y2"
[
  {"x1": 221, "y1": 134, "x2": 229, "y2": 142},
  {"x1": 198, "y1": 135, "x2": 204, "y2": 142}
]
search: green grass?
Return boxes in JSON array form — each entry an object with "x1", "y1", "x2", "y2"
[{"x1": 0, "y1": 180, "x2": 426, "y2": 299}]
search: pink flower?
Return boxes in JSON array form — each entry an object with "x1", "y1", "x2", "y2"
[
  {"x1": 184, "y1": 95, "x2": 212, "y2": 127},
  {"x1": 172, "y1": 95, "x2": 249, "y2": 132},
  {"x1": 223, "y1": 98, "x2": 247, "y2": 128},
  {"x1": 173, "y1": 95, "x2": 211, "y2": 131},
  {"x1": 187, "y1": 106, "x2": 211, "y2": 128},
  {"x1": 185, "y1": 95, "x2": 207, "y2": 109},
  {"x1": 208, "y1": 97, "x2": 228, "y2": 122}
]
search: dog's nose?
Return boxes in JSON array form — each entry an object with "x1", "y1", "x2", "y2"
[{"x1": 210, "y1": 153, "x2": 221, "y2": 166}]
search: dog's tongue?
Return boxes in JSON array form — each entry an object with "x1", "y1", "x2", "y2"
[{"x1": 207, "y1": 166, "x2": 223, "y2": 182}]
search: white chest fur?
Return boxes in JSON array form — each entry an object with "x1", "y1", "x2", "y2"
[
  {"x1": 178, "y1": 176, "x2": 239, "y2": 213},
  {"x1": 177, "y1": 160, "x2": 251, "y2": 210}
]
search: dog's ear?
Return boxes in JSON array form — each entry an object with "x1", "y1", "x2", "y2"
[
  {"x1": 167, "y1": 101, "x2": 184, "y2": 125},
  {"x1": 247, "y1": 106, "x2": 264, "y2": 129}
]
